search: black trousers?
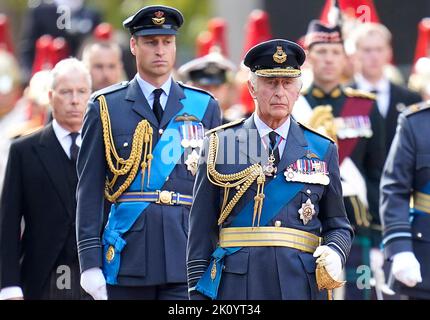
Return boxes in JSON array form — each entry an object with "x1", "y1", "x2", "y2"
[{"x1": 107, "y1": 283, "x2": 188, "y2": 300}]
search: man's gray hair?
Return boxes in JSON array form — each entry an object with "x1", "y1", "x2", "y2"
[{"x1": 50, "y1": 57, "x2": 92, "y2": 89}]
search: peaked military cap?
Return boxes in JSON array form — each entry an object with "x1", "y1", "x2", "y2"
[
  {"x1": 123, "y1": 5, "x2": 184, "y2": 36},
  {"x1": 305, "y1": 20, "x2": 343, "y2": 49},
  {"x1": 178, "y1": 51, "x2": 236, "y2": 86},
  {"x1": 243, "y1": 39, "x2": 305, "y2": 78}
]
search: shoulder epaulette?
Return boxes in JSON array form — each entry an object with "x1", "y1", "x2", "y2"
[
  {"x1": 403, "y1": 100, "x2": 430, "y2": 117},
  {"x1": 177, "y1": 81, "x2": 215, "y2": 99},
  {"x1": 205, "y1": 118, "x2": 246, "y2": 136},
  {"x1": 90, "y1": 81, "x2": 129, "y2": 101},
  {"x1": 344, "y1": 87, "x2": 376, "y2": 100},
  {"x1": 297, "y1": 121, "x2": 335, "y2": 143}
]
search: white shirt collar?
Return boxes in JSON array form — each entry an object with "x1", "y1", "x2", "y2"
[
  {"x1": 253, "y1": 112, "x2": 291, "y2": 141},
  {"x1": 136, "y1": 73, "x2": 172, "y2": 101},
  {"x1": 52, "y1": 119, "x2": 82, "y2": 158},
  {"x1": 355, "y1": 73, "x2": 390, "y2": 94},
  {"x1": 52, "y1": 119, "x2": 79, "y2": 139}
]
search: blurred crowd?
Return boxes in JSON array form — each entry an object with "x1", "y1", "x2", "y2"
[{"x1": 0, "y1": 0, "x2": 430, "y2": 300}]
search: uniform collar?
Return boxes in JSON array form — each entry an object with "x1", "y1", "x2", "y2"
[
  {"x1": 311, "y1": 84, "x2": 342, "y2": 99},
  {"x1": 253, "y1": 112, "x2": 291, "y2": 141},
  {"x1": 136, "y1": 73, "x2": 172, "y2": 100}
]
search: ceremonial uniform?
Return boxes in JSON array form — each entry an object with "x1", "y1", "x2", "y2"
[
  {"x1": 76, "y1": 6, "x2": 221, "y2": 300},
  {"x1": 294, "y1": 20, "x2": 386, "y2": 300},
  {"x1": 381, "y1": 101, "x2": 430, "y2": 299},
  {"x1": 187, "y1": 39, "x2": 353, "y2": 300}
]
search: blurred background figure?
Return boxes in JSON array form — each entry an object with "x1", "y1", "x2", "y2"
[
  {"x1": 178, "y1": 49, "x2": 242, "y2": 123},
  {"x1": 0, "y1": 50, "x2": 25, "y2": 194},
  {"x1": 81, "y1": 40, "x2": 125, "y2": 92},
  {"x1": 19, "y1": 0, "x2": 101, "y2": 82},
  {"x1": 349, "y1": 22, "x2": 422, "y2": 154}
]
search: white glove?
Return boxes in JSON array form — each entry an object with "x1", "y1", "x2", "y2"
[
  {"x1": 313, "y1": 245, "x2": 343, "y2": 280},
  {"x1": 80, "y1": 267, "x2": 108, "y2": 300},
  {"x1": 392, "y1": 251, "x2": 422, "y2": 287}
]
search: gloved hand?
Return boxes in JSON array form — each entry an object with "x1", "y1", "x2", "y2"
[
  {"x1": 313, "y1": 245, "x2": 342, "y2": 280},
  {"x1": 80, "y1": 267, "x2": 108, "y2": 300},
  {"x1": 392, "y1": 251, "x2": 422, "y2": 287}
]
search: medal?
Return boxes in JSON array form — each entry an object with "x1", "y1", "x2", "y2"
[
  {"x1": 298, "y1": 198, "x2": 316, "y2": 225},
  {"x1": 185, "y1": 149, "x2": 200, "y2": 176},
  {"x1": 263, "y1": 153, "x2": 277, "y2": 176}
]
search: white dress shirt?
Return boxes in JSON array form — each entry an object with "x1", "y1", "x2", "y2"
[
  {"x1": 355, "y1": 74, "x2": 390, "y2": 118},
  {"x1": 136, "y1": 73, "x2": 172, "y2": 111},
  {"x1": 52, "y1": 119, "x2": 82, "y2": 159},
  {"x1": 253, "y1": 113, "x2": 291, "y2": 157}
]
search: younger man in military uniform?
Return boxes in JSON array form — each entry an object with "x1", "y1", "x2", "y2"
[
  {"x1": 380, "y1": 101, "x2": 430, "y2": 299},
  {"x1": 187, "y1": 39, "x2": 353, "y2": 300},
  {"x1": 76, "y1": 5, "x2": 221, "y2": 300},
  {"x1": 293, "y1": 20, "x2": 386, "y2": 299}
]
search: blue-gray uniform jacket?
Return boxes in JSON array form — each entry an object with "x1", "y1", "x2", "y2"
[
  {"x1": 76, "y1": 76, "x2": 221, "y2": 286},
  {"x1": 187, "y1": 115, "x2": 353, "y2": 300},
  {"x1": 380, "y1": 101, "x2": 430, "y2": 299}
]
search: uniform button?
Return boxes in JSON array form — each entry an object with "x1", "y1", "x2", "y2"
[
  {"x1": 273, "y1": 175, "x2": 277, "y2": 179},
  {"x1": 275, "y1": 221, "x2": 282, "y2": 227},
  {"x1": 417, "y1": 232, "x2": 423, "y2": 238},
  {"x1": 159, "y1": 129, "x2": 164, "y2": 135},
  {"x1": 123, "y1": 142, "x2": 129, "y2": 147},
  {"x1": 166, "y1": 176, "x2": 169, "y2": 182},
  {"x1": 307, "y1": 189, "x2": 311, "y2": 194}
]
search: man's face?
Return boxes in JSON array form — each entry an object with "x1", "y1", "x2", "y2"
[
  {"x1": 307, "y1": 43, "x2": 346, "y2": 85},
  {"x1": 355, "y1": 32, "x2": 392, "y2": 79},
  {"x1": 248, "y1": 76, "x2": 301, "y2": 123},
  {"x1": 88, "y1": 46, "x2": 123, "y2": 91},
  {"x1": 49, "y1": 70, "x2": 90, "y2": 131},
  {"x1": 130, "y1": 35, "x2": 176, "y2": 80}
]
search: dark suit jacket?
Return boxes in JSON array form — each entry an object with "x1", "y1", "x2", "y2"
[
  {"x1": 351, "y1": 82, "x2": 422, "y2": 153},
  {"x1": 76, "y1": 77, "x2": 221, "y2": 286},
  {"x1": 0, "y1": 124, "x2": 78, "y2": 299}
]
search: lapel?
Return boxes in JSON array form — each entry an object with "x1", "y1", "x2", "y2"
[
  {"x1": 159, "y1": 80, "x2": 186, "y2": 129},
  {"x1": 126, "y1": 76, "x2": 159, "y2": 127},
  {"x1": 386, "y1": 82, "x2": 399, "y2": 124},
  {"x1": 277, "y1": 118, "x2": 307, "y2": 172},
  {"x1": 34, "y1": 124, "x2": 73, "y2": 218}
]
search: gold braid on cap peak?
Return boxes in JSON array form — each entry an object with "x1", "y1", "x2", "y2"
[
  {"x1": 98, "y1": 95, "x2": 153, "y2": 202},
  {"x1": 207, "y1": 132, "x2": 266, "y2": 226}
]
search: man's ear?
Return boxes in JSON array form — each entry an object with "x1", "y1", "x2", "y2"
[
  {"x1": 130, "y1": 37, "x2": 136, "y2": 56},
  {"x1": 247, "y1": 79, "x2": 257, "y2": 99}
]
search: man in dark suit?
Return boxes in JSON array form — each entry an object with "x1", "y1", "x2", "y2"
[
  {"x1": 0, "y1": 58, "x2": 91, "y2": 299},
  {"x1": 187, "y1": 39, "x2": 353, "y2": 300},
  {"x1": 350, "y1": 22, "x2": 422, "y2": 153},
  {"x1": 380, "y1": 101, "x2": 430, "y2": 299},
  {"x1": 76, "y1": 5, "x2": 221, "y2": 300}
]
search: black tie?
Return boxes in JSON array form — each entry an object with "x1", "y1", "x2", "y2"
[
  {"x1": 371, "y1": 89, "x2": 378, "y2": 95},
  {"x1": 70, "y1": 132, "x2": 79, "y2": 162},
  {"x1": 152, "y1": 88, "x2": 164, "y2": 123},
  {"x1": 268, "y1": 131, "x2": 281, "y2": 167}
]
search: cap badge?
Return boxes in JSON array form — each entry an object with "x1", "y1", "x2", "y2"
[
  {"x1": 152, "y1": 11, "x2": 165, "y2": 25},
  {"x1": 273, "y1": 46, "x2": 287, "y2": 64}
]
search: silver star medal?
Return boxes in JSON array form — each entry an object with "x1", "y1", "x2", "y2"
[
  {"x1": 263, "y1": 153, "x2": 277, "y2": 176},
  {"x1": 298, "y1": 198, "x2": 316, "y2": 225},
  {"x1": 185, "y1": 149, "x2": 200, "y2": 176}
]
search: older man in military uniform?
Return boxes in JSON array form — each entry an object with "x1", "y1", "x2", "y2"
[
  {"x1": 76, "y1": 5, "x2": 221, "y2": 300},
  {"x1": 380, "y1": 101, "x2": 430, "y2": 299},
  {"x1": 187, "y1": 39, "x2": 353, "y2": 300},
  {"x1": 293, "y1": 20, "x2": 386, "y2": 299}
]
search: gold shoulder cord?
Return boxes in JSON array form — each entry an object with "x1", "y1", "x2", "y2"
[
  {"x1": 207, "y1": 132, "x2": 266, "y2": 227},
  {"x1": 98, "y1": 95, "x2": 153, "y2": 202}
]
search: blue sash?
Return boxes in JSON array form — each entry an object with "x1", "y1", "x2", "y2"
[
  {"x1": 196, "y1": 130, "x2": 331, "y2": 299},
  {"x1": 102, "y1": 88, "x2": 210, "y2": 284}
]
